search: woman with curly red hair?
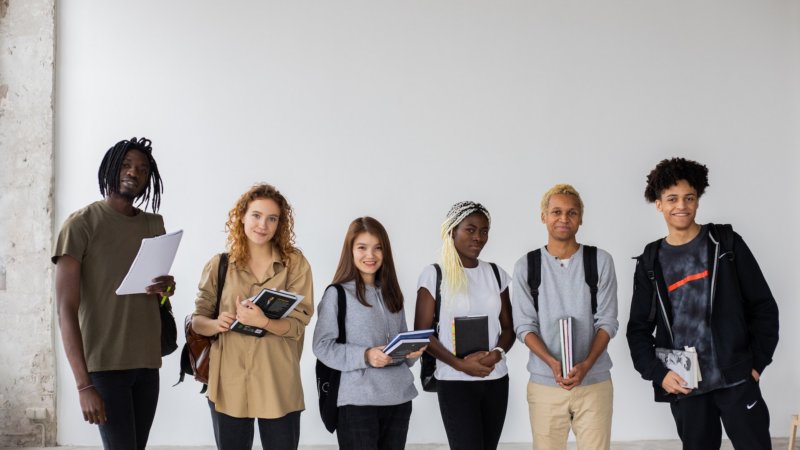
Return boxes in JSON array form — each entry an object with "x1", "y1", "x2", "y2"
[{"x1": 192, "y1": 183, "x2": 313, "y2": 450}]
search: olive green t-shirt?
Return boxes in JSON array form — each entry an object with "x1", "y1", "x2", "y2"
[{"x1": 52, "y1": 200, "x2": 166, "y2": 372}]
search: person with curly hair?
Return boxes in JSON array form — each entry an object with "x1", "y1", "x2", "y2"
[
  {"x1": 192, "y1": 183, "x2": 314, "y2": 450},
  {"x1": 627, "y1": 158, "x2": 779, "y2": 450},
  {"x1": 413, "y1": 201, "x2": 515, "y2": 450},
  {"x1": 53, "y1": 137, "x2": 175, "y2": 450}
]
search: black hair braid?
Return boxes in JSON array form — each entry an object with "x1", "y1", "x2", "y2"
[{"x1": 97, "y1": 137, "x2": 164, "y2": 212}]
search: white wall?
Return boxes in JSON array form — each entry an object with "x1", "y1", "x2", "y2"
[{"x1": 55, "y1": 0, "x2": 800, "y2": 445}]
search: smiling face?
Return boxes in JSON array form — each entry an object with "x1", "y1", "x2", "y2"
[
  {"x1": 353, "y1": 232, "x2": 383, "y2": 279},
  {"x1": 452, "y1": 212, "x2": 490, "y2": 262},
  {"x1": 542, "y1": 193, "x2": 582, "y2": 242},
  {"x1": 656, "y1": 179, "x2": 699, "y2": 231},
  {"x1": 117, "y1": 149, "x2": 150, "y2": 199},
  {"x1": 241, "y1": 198, "x2": 281, "y2": 247}
]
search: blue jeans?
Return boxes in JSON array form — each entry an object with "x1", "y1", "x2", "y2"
[
  {"x1": 89, "y1": 368, "x2": 160, "y2": 450},
  {"x1": 208, "y1": 399, "x2": 301, "y2": 450},
  {"x1": 336, "y1": 401, "x2": 413, "y2": 450}
]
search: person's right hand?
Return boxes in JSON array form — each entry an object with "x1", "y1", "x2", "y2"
[
  {"x1": 662, "y1": 370, "x2": 692, "y2": 395},
  {"x1": 365, "y1": 346, "x2": 394, "y2": 368},
  {"x1": 458, "y1": 351, "x2": 493, "y2": 378},
  {"x1": 547, "y1": 359, "x2": 565, "y2": 387},
  {"x1": 215, "y1": 312, "x2": 236, "y2": 333},
  {"x1": 79, "y1": 387, "x2": 106, "y2": 425}
]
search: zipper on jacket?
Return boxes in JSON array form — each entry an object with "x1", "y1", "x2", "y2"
[
  {"x1": 654, "y1": 281, "x2": 674, "y2": 345},
  {"x1": 707, "y1": 231, "x2": 726, "y2": 384}
]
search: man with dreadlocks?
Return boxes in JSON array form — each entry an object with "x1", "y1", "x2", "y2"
[
  {"x1": 414, "y1": 201, "x2": 515, "y2": 450},
  {"x1": 53, "y1": 137, "x2": 176, "y2": 450}
]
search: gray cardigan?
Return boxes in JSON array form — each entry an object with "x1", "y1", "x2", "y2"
[
  {"x1": 312, "y1": 280, "x2": 418, "y2": 407},
  {"x1": 512, "y1": 245, "x2": 619, "y2": 387}
]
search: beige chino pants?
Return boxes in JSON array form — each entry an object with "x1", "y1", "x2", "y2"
[{"x1": 526, "y1": 379, "x2": 613, "y2": 450}]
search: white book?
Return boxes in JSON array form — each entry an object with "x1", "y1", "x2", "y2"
[
  {"x1": 655, "y1": 347, "x2": 701, "y2": 389},
  {"x1": 558, "y1": 317, "x2": 574, "y2": 376}
]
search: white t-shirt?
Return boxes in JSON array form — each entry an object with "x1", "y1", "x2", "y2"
[{"x1": 416, "y1": 260, "x2": 511, "y2": 381}]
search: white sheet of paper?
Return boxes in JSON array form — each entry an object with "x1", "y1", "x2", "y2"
[{"x1": 115, "y1": 229, "x2": 184, "y2": 295}]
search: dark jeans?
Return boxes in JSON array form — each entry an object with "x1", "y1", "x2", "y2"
[
  {"x1": 437, "y1": 375, "x2": 509, "y2": 450},
  {"x1": 89, "y1": 368, "x2": 160, "y2": 450},
  {"x1": 336, "y1": 401, "x2": 413, "y2": 450},
  {"x1": 208, "y1": 399, "x2": 301, "y2": 450},
  {"x1": 670, "y1": 376, "x2": 771, "y2": 450}
]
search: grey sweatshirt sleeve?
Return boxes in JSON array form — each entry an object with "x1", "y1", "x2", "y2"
[
  {"x1": 594, "y1": 250, "x2": 619, "y2": 339},
  {"x1": 512, "y1": 255, "x2": 540, "y2": 344},
  {"x1": 312, "y1": 286, "x2": 369, "y2": 372}
]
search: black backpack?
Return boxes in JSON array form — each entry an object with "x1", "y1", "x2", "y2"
[
  {"x1": 420, "y1": 262, "x2": 502, "y2": 393},
  {"x1": 526, "y1": 246, "x2": 599, "y2": 317},
  {"x1": 638, "y1": 224, "x2": 735, "y2": 323},
  {"x1": 315, "y1": 284, "x2": 346, "y2": 433}
]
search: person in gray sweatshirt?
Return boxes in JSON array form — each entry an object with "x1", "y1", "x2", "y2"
[
  {"x1": 511, "y1": 184, "x2": 619, "y2": 450},
  {"x1": 313, "y1": 217, "x2": 425, "y2": 450}
]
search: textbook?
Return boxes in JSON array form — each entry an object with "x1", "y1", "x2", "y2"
[
  {"x1": 229, "y1": 289, "x2": 305, "y2": 337},
  {"x1": 655, "y1": 346, "x2": 702, "y2": 389},
  {"x1": 559, "y1": 317, "x2": 573, "y2": 376},
  {"x1": 383, "y1": 329, "x2": 434, "y2": 364},
  {"x1": 453, "y1": 315, "x2": 489, "y2": 359}
]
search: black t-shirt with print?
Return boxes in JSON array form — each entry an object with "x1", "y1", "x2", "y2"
[{"x1": 659, "y1": 225, "x2": 742, "y2": 397}]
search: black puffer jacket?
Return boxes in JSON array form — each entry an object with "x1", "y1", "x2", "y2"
[{"x1": 626, "y1": 224, "x2": 779, "y2": 402}]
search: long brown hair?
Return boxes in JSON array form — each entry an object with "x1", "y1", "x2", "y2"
[
  {"x1": 331, "y1": 217, "x2": 404, "y2": 313},
  {"x1": 225, "y1": 183, "x2": 298, "y2": 269}
]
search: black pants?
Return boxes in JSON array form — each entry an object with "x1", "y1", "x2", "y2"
[
  {"x1": 670, "y1": 377, "x2": 771, "y2": 450},
  {"x1": 336, "y1": 401, "x2": 413, "y2": 450},
  {"x1": 208, "y1": 399, "x2": 301, "y2": 450},
  {"x1": 89, "y1": 368, "x2": 160, "y2": 450},
  {"x1": 437, "y1": 375, "x2": 509, "y2": 450}
]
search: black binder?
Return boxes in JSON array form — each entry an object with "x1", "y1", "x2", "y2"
[{"x1": 454, "y1": 315, "x2": 489, "y2": 359}]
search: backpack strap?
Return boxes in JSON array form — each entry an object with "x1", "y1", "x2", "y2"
[
  {"x1": 432, "y1": 264, "x2": 443, "y2": 336},
  {"x1": 332, "y1": 284, "x2": 347, "y2": 344},
  {"x1": 582, "y1": 246, "x2": 599, "y2": 317},
  {"x1": 214, "y1": 253, "x2": 229, "y2": 320},
  {"x1": 489, "y1": 262, "x2": 502, "y2": 289},
  {"x1": 526, "y1": 250, "x2": 542, "y2": 312},
  {"x1": 712, "y1": 224, "x2": 735, "y2": 261},
  {"x1": 642, "y1": 241, "x2": 660, "y2": 322}
]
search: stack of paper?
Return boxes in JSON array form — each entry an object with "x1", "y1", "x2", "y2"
[
  {"x1": 559, "y1": 317, "x2": 573, "y2": 377},
  {"x1": 655, "y1": 346, "x2": 702, "y2": 389}
]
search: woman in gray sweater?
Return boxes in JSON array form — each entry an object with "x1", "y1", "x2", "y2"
[{"x1": 313, "y1": 217, "x2": 426, "y2": 450}]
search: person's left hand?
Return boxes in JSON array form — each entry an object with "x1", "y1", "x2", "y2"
[
  {"x1": 478, "y1": 349, "x2": 502, "y2": 368},
  {"x1": 406, "y1": 346, "x2": 428, "y2": 359},
  {"x1": 561, "y1": 361, "x2": 590, "y2": 390},
  {"x1": 235, "y1": 296, "x2": 268, "y2": 328},
  {"x1": 751, "y1": 369, "x2": 760, "y2": 382},
  {"x1": 146, "y1": 275, "x2": 176, "y2": 297}
]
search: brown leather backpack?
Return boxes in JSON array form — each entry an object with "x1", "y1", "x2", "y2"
[{"x1": 176, "y1": 253, "x2": 228, "y2": 393}]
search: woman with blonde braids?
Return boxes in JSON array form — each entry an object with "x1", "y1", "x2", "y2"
[
  {"x1": 413, "y1": 201, "x2": 515, "y2": 450},
  {"x1": 192, "y1": 183, "x2": 313, "y2": 450}
]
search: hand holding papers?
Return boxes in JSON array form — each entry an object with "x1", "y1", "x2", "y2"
[{"x1": 116, "y1": 230, "x2": 183, "y2": 296}]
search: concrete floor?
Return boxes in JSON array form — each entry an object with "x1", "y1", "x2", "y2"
[{"x1": 9, "y1": 439, "x2": 792, "y2": 450}]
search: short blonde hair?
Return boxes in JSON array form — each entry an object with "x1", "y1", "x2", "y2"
[{"x1": 541, "y1": 184, "x2": 584, "y2": 217}]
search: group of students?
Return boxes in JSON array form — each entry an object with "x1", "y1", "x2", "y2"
[{"x1": 53, "y1": 137, "x2": 780, "y2": 450}]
